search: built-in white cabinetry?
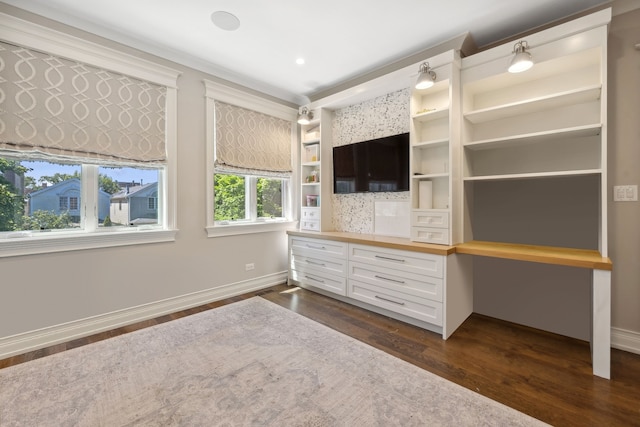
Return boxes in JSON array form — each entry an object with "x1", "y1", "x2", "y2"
[
  {"x1": 299, "y1": 109, "x2": 333, "y2": 231},
  {"x1": 460, "y1": 11, "x2": 609, "y2": 256},
  {"x1": 289, "y1": 235, "x2": 347, "y2": 295},
  {"x1": 458, "y1": 8, "x2": 612, "y2": 379},
  {"x1": 348, "y1": 244, "x2": 444, "y2": 326},
  {"x1": 287, "y1": 231, "x2": 472, "y2": 339},
  {"x1": 409, "y1": 50, "x2": 461, "y2": 245}
]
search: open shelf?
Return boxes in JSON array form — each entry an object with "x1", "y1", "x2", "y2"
[
  {"x1": 412, "y1": 108, "x2": 449, "y2": 122},
  {"x1": 455, "y1": 240, "x2": 612, "y2": 270},
  {"x1": 464, "y1": 85, "x2": 601, "y2": 124},
  {"x1": 464, "y1": 124, "x2": 602, "y2": 150},
  {"x1": 463, "y1": 169, "x2": 602, "y2": 182},
  {"x1": 414, "y1": 138, "x2": 449, "y2": 148},
  {"x1": 413, "y1": 173, "x2": 449, "y2": 179}
]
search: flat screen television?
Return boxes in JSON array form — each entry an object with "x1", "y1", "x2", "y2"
[{"x1": 332, "y1": 133, "x2": 409, "y2": 194}]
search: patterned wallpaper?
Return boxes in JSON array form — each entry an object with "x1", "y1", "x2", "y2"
[{"x1": 331, "y1": 88, "x2": 410, "y2": 233}]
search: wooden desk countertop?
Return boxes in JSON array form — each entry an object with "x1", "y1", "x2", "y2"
[
  {"x1": 287, "y1": 230, "x2": 456, "y2": 256},
  {"x1": 455, "y1": 240, "x2": 613, "y2": 271}
]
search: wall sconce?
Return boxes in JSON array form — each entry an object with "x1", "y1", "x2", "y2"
[
  {"x1": 415, "y1": 62, "x2": 436, "y2": 90},
  {"x1": 508, "y1": 40, "x2": 533, "y2": 73},
  {"x1": 297, "y1": 107, "x2": 313, "y2": 125}
]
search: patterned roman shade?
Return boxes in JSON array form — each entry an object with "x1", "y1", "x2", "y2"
[
  {"x1": 0, "y1": 41, "x2": 167, "y2": 166},
  {"x1": 214, "y1": 100, "x2": 292, "y2": 177}
]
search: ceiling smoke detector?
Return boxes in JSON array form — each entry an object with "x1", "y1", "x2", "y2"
[{"x1": 211, "y1": 11, "x2": 240, "y2": 31}]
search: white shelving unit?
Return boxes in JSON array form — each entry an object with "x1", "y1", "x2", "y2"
[
  {"x1": 409, "y1": 50, "x2": 461, "y2": 245},
  {"x1": 461, "y1": 27, "x2": 607, "y2": 247},
  {"x1": 299, "y1": 108, "x2": 333, "y2": 231},
  {"x1": 459, "y1": 8, "x2": 612, "y2": 378}
]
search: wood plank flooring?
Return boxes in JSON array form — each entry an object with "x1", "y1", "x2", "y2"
[{"x1": 2, "y1": 284, "x2": 639, "y2": 426}]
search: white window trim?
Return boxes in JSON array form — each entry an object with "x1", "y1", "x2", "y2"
[
  {"x1": 0, "y1": 13, "x2": 181, "y2": 257},
  {"x1": 203, "y1": 79, "x2": 298, "y2": 238}
]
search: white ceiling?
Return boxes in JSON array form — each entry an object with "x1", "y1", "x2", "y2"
[{"x1": 2, "y1": 0, "x2": 611, "y2": 105}]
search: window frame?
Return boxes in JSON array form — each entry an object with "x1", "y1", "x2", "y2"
[
  {"x1": 0, "y1": 13, "x2": 180, "y2": 257},
  {"x1": 203, "y1": 80, "x2": 297, "y2": 237},
  {"x1": 213, "y1": 174, "x2": 290, "y2": 224}
]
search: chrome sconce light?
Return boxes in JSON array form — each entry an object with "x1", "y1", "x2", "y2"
[
  {"x1": 297, "y1": 107, "x2": 313, "y2": 125},
  {"x1": 508, "y1": 40, "x2": 533, "y2": 73},
  {"x1": 415, "y1": 62, "x2": 436, "y2": 90}
]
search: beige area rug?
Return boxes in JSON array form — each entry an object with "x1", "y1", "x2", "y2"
[{"x1": 0, "y1": 297, "x2": 549, "y2": 426}]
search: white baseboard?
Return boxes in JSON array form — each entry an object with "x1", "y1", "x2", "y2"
[
  {"x1": 0, "y1": 272, "x2": 287, "y2": 360},
  {"x1": 611, "y1": 327, "x2": 640, "y2": 355}
]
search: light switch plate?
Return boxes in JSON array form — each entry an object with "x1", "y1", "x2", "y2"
[{"x1": 613, "y1": 185, "x2": 638, "y2": 201}]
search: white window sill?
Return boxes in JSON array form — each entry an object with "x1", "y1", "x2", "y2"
[
  {"x1": 206, "y1": 220, "x2": 298, "y2": 237},
  {"x1": 0, "y1": 228, "x2": 178, "y2": 258}
]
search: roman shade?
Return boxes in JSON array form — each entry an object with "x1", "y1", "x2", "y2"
[
  {"x1": 0, "y1": 41, "x2": 167, "y2": 167},
  {"x1": 214, "y1": 100, "x2": 292, "y2": 177}
]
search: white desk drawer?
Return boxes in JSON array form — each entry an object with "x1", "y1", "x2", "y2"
[
  {"x1": 349, "y1": 243, "x2": 444, "y2": 278},
  {"x1": 300, "y1": 219, "x2": 320, "y2": 231},
  {"x1": 290, "y1": 267, "x2": 347, "y2": 296},
  {"x1": 348, "y1": 261, "x2": 442, "y2": 302},
  {"x1": 349, "y1": 279, "x2": 442, "y2": 326},
  {"x1": 290, "y1": 236, "x2": 347, "y2": 258},
  {"x1": 292, "y1": 253, "x2": 347, "y2": 276},
  {"x1": 411, "y1": 227, "x2": 450, "y2": 245},
  {"x1": 412, "y1": 210, "x2": 449, "y2": 228},
  {"x1": 301, "y1": 207, "x2": 321, "y2": 219}
]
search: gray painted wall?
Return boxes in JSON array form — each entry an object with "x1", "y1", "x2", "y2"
[{"x1": 0, "y1": 7, "x2": 288, "y2": 340}]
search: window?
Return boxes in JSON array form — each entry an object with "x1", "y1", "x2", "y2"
[
  {"x1": 213, "y1": 174, "x2": 286, "y2": 223},
  {"x1": 0, "y1": 15, "x2": 179, "y2": 257},
  {"x1": 204, "y1": 80, "x2": 297, "y2": 236},
  {"x1": 69, "y1": 197, "x2": 79, "y2": 211}
]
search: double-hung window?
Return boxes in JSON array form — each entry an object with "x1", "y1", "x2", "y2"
[
  {"x1": 204, "y1": 80, "x2": 296, "y2": 236},
  {"x1": 0, "y1": 13, "x2": 179, "y2": 256}
]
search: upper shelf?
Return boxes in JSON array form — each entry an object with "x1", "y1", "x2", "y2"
[
  {"x1": 414, "y1": 138, "x2": 449, "y2": 148},
  {"x1": 464, "y1": 124, "x2": 602, "y2": 150},
  {"x1": 412, "y1": 108, "x2": 449, "y2": 122},
  {"x1": 464, "y1": 85, "x2": 601, "y2": 124},
  {"x1": 301, "y1": 161, "x2": 321, "y2": 167}
]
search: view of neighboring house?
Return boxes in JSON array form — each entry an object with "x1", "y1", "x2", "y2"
[
  {"x1": 28, "y1": 178, "x2": 110, "y2": 222},
  {"x1": 109, "y1": 182, "x2": 158, "y2": 226}
]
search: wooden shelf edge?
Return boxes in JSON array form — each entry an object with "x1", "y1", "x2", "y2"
[{"x1": 455, "y1": 240, "x2": 612, "y2": 270}]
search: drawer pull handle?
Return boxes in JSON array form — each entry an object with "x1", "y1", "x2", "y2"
[
  {"x1": 374, "y1": 275, "x2": 405, "y2": 284},
  {"x1": 374, "y1": 295, "x2": 405, "y2": 306},
  {"x1": 374, "y1": 255, "x2": 405, "y2": 263},
  {"x1": 305, "y1": 275, "x2": 325, "y2": 283},
  {"x1": 306, "y1": 244, "x2": 326, "y2": 250},
  {"x1": 307, "y1": 260, "x2": 326, "y2": 267}
]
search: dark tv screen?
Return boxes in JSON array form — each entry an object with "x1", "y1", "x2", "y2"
[{"x1": 332, "y1": 133, "x2": 409, "y2": 194}]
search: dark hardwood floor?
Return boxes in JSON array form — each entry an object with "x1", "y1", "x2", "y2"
[{"x1": 2, "y1": 284, "x2": 639, "y2": 426}]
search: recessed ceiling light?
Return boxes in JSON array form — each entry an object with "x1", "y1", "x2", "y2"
[
  {"x1": 211, "y1": 11, "x2": 240, "y2": 31},
  {"x1": 296, "y1": 58, "x2": 305, "y2": 65}
]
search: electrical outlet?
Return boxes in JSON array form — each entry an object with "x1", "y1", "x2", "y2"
[
  {"x1": 245, "y1": 263, "x2": 255, "y2": 271},
  {"x1": 613, "y1": 185, "x2": 638, "y2": 202}
]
